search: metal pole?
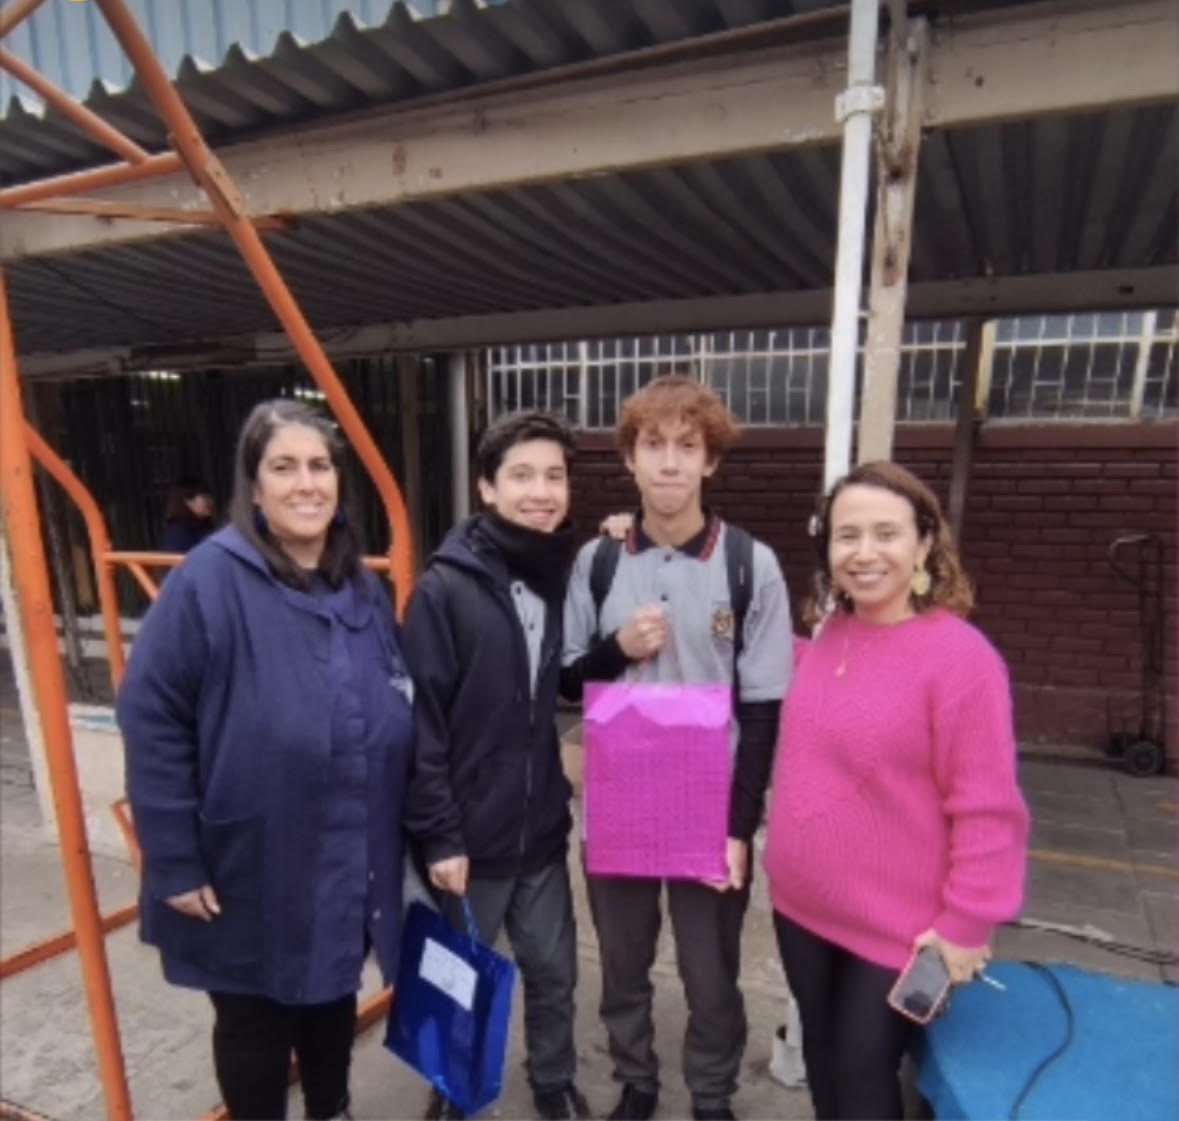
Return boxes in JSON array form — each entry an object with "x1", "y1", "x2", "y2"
[
  {"x1": 857, "y1": 14, "x2": 928, "y2": 464},
  {"x1": 0, "y1": 0, "x2": 52, "y2": 40},
  {"x1": 0, "y1": 528, "x2": 56, "y2": 834},
  {"x1": 0, "y1": 152, "x2": 184, "y2": 210},
  {"x1": 0, "y1": 47, "x2": 150, "y2": 164},
  {"x1": 948, "y1": 317, "x2": 986, "y2": 543},
  {"x1": 24, "y1": 422, "x2": 126, "y2": 689},
  {"x1": 824, "y1": 0, "x2": 883, "y2": 488},
  {"x1": 1127, "y1": 310, "x2": 1159, "y2": 420},
  {"x1": 449, "y1": 352, "x2": 471, "y2": 523},
  {"x1": 0, "y1": 269, "x2": 133, "y2": 1121}
]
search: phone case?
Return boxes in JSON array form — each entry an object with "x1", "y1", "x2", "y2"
[{"x1": 887, "y1": 945, "x2": 952, "y2": 1025}]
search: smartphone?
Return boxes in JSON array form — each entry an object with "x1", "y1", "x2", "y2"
[{"x1": 887, "y1": 945, "x2": 952, "y2": 1025}]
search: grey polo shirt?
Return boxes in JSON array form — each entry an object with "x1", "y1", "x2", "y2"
[
  {"x1": 563, "y1": 516, "x2": 792, "y2": 703},
  {"x1": 511, "y1": 579, "x2": 546, "y2": 697}
]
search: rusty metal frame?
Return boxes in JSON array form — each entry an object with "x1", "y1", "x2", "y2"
[{"x1": 0, "y1": 1, "x2": 416, "y2": 1117}]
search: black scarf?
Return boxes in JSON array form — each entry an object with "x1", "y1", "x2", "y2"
[{"x1": 471, "y1": 511, "x2": 577, "y2": 603}]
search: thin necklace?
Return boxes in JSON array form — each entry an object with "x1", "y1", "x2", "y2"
[
  {"x1": 834, "y1": 615, "x2": 858, "y2": 678},
  {"x1": 835, "y1": 607, "x2": 917, "y2": 676},
  {"x1": 835, "y1": 629, "x2": 853, "y2": 678}
]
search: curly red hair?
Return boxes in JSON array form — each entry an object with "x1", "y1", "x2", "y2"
[{"x1": 617, "y1": 374, "x2": 739, "y2": 460}]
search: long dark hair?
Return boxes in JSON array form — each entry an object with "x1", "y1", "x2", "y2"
[
  {"x1": 806, "y1": 460, "x2": 974, "y2": 625},
  {"x1": 229, "y1": 399, "x2": 363, "y2": 591}
]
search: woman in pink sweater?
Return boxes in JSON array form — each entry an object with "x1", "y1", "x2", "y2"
[{"x1": 763, "y1": 461, "x2": 1029, "y2": 1120}]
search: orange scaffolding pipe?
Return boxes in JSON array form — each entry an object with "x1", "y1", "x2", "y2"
[
  {"x1": 0, "y1": 270, "x2": 134, "y2": 1120},
  {"x1": 0, "y1": 903, "x2": 139, "y2": 980},
  {"x1": 94, "y1": 0, "x2": 414, "y2": 611},
  {"x1": 0, "y1": 47, "x2": 150, "y2": 164},
  {"x1": 0, "y1": 799, "x2": 140, "y2": 982},
  {"x1": 0, "y1": 151, "x2": 185, "y2": 208},
  {"x1": 0, "y1": 0, "x2": 52, "y2": 41},
  {"x1": 22, "y1": 422, "x2": 127, "y2": 686},
  {"x1": 14, "y1": 196, "x2": 291, "y2": 231},
  {"x1": 1, "y1": 3, "x2": 418, "y2": 1117}
]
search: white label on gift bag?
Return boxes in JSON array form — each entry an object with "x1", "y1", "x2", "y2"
[{"x1": 420, "y1": 937, "x2": 477, "y2": 1011}]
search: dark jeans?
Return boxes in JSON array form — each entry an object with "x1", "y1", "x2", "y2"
[
  {"x1": 209, "y1": 991, "x2": 357, "y2": 1120},
  {"x1": 585, "y1": 873, "x2": 751, "y2": 1111},
  {"x1": 437, "y1": 859, "x2": 577, "y2": 1094},
  {"x1": 773, "y1": 912, "x2": 916, "y2": 1121}
]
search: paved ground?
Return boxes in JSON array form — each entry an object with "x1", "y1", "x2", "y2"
[{"x1": 0, "y1": 657, "x2": 1174, "y2": 1121}]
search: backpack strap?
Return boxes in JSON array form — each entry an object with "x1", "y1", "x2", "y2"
[
  {"x1": 723, "y1": 523, "x2": 755, "y2": 698},
  {"x1": 589, "y1": 523, "x2": 755, "y2": 695},
  {"x1": 589, "y1": 537, "x2": 623, "y2": 635}
]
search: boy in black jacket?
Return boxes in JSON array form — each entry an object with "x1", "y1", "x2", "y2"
[{"x1": 401, "y1": 412, "x2": 590, "y2": 1121}]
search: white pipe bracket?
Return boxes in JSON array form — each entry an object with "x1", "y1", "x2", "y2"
[{"x1": 835, "y1": 85, "x2": 885, "y2": 122}]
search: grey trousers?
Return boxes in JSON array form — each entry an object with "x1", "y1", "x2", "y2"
[
  {"x1": 586, "y1": 873, "x2": 751, "y2": 1111},
  {"x1": 437, "y1": 860, "x2": 577, "y2": 1095}
]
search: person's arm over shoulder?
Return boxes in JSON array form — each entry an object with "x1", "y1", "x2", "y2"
[
  {"x1": 115, "y1": 563, "x2": 210, "y2": 901},
  {"x1": 929, "y1": 623, "x2": 1030, "y2": 947},
  {"x1": 729, "y1": 539, "x2": 793, "y2": 840},
  {"x1": 399, "y1": 569, "x2": 466, "y2": 865},
  {"x1": 559, "y1": 539, "x2": 631, "y2": 701}
]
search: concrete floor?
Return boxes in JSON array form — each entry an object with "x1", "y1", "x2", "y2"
[{"x1": 0, "y1": 660, "x2": 1175, "y2": 1121}]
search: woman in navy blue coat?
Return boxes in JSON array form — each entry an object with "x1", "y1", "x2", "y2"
[{"x1": 117, "y1": 400, "x2": 414, "y2": 1120}]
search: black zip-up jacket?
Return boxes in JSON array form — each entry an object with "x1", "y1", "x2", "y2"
[{"x1": 401, "y1": 518, "x2": 572, "y2": 878}]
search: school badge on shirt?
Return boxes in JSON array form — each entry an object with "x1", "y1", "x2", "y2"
[{"x1": 711, "y1": 607, "x2": 736, "y2": 642}]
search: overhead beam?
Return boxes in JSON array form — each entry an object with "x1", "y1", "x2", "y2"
[
  {"x1": 15, "y1": 266, "x2": 1176, "y2": 377},
  {"x1": 0, "y1": 41, "x2": 845, "y2": 260},
  {"x1": 924, "y1": 0, "x2": 1178, "y2": 130},
  {"x1": 2, "y1": 0, "x2": 1176, "y2": 262}
]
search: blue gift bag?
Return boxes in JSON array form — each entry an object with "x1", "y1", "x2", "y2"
[{"x1": 384, "y1": 900, "x2": 516, "y2": 1115}]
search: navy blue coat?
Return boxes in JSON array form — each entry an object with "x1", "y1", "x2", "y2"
[{"x1": 116, "y1": 527, "x2": 414, "y2": 1005}]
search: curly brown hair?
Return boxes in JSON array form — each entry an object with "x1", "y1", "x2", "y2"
[
  {"x1": 805, "y1": 460, "x2": 974, "y2": 625},
  {"x1": 617, "y1": 374, "x2": 739, "y2": 460}
]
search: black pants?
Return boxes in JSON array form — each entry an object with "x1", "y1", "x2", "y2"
[
  {"x1": 437, "y1": 860, "x2": 577, "y2": 1094},
  {"x1": 586, "y1": 873, "x2": 751, "y2": 1111},
  {"x1": 209, "y1": 991, "x2": 357, "y2": 1120},
  {"x1": 773, "y1": 913, "x2": 916, "y2": 1121}
]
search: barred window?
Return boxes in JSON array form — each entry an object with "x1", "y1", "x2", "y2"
[{"x1": 485, "y1": 309, "x2": 1176, "y2": 429}]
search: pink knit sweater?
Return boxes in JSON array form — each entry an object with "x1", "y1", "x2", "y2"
[{"x1": 764, "y1": 608, "x2": 1029, "y2": 970}]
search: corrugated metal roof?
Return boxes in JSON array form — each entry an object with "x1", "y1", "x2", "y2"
[
  {"x1": 0, "y1": 0, "x2": 846, "y2": 185},
  {"x1": 1, "y1": 0, "x2": 448, "y2": 107},
  {"x1": 8, "y1": 102, "x2": 1176, "y2": 356}
]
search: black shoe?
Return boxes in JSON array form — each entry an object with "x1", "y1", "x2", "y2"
[
  {"x1": 534, "y1": 1084, "x2": 593, "y2": 1120},
  {"x1": 692, "y1": 1106, "x2": 735, "y2": 1121},
  {"x1": 306, "y1": 1095, "x2": 352, "y2": 1120},
  {"x1": 608, "y1": 1084, "x2": 658, "y2": 1121},
  {"x1": 425, "y1": 1090, "x2": 466, "y2": 1120}
]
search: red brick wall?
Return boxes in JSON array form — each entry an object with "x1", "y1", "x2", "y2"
[{"x1": 570, "y1": 424, "x2": 1177, "y2": 754}]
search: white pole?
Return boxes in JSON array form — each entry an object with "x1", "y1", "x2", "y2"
[
  {"x1": 449, "y1": 351, "x2": 471, "y2": 522},
  {"x1": 1127, "y1": 310, "x2": 1158, "y2": 420},
  {"x1": 0, "y1": 527, "x2": 58, "y2": 837},
  {"x1": 824, "y1": 0, "x2": 884, "y2": 489}
]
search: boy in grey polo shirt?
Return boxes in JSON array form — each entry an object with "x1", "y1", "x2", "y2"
[{"x1": 562, "y1": 376, "x2": 792, "y2": 1121}]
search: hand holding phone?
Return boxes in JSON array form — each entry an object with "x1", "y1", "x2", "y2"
[{"x1": 887, "y1": 944, "x2": 952, "y2": 1025}]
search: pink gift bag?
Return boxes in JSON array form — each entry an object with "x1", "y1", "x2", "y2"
[{"x1": 583, "y1": 682, "x2": 731, "y2": 881}]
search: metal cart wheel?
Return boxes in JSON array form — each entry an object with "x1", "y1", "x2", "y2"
[{"x1": 1124, "y1": 739, "x2": 1164, "y2": 778}]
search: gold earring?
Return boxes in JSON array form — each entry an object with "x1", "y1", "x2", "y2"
[{"x1": 911, "y1": 566, "x2": 931, "y2": 597}]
